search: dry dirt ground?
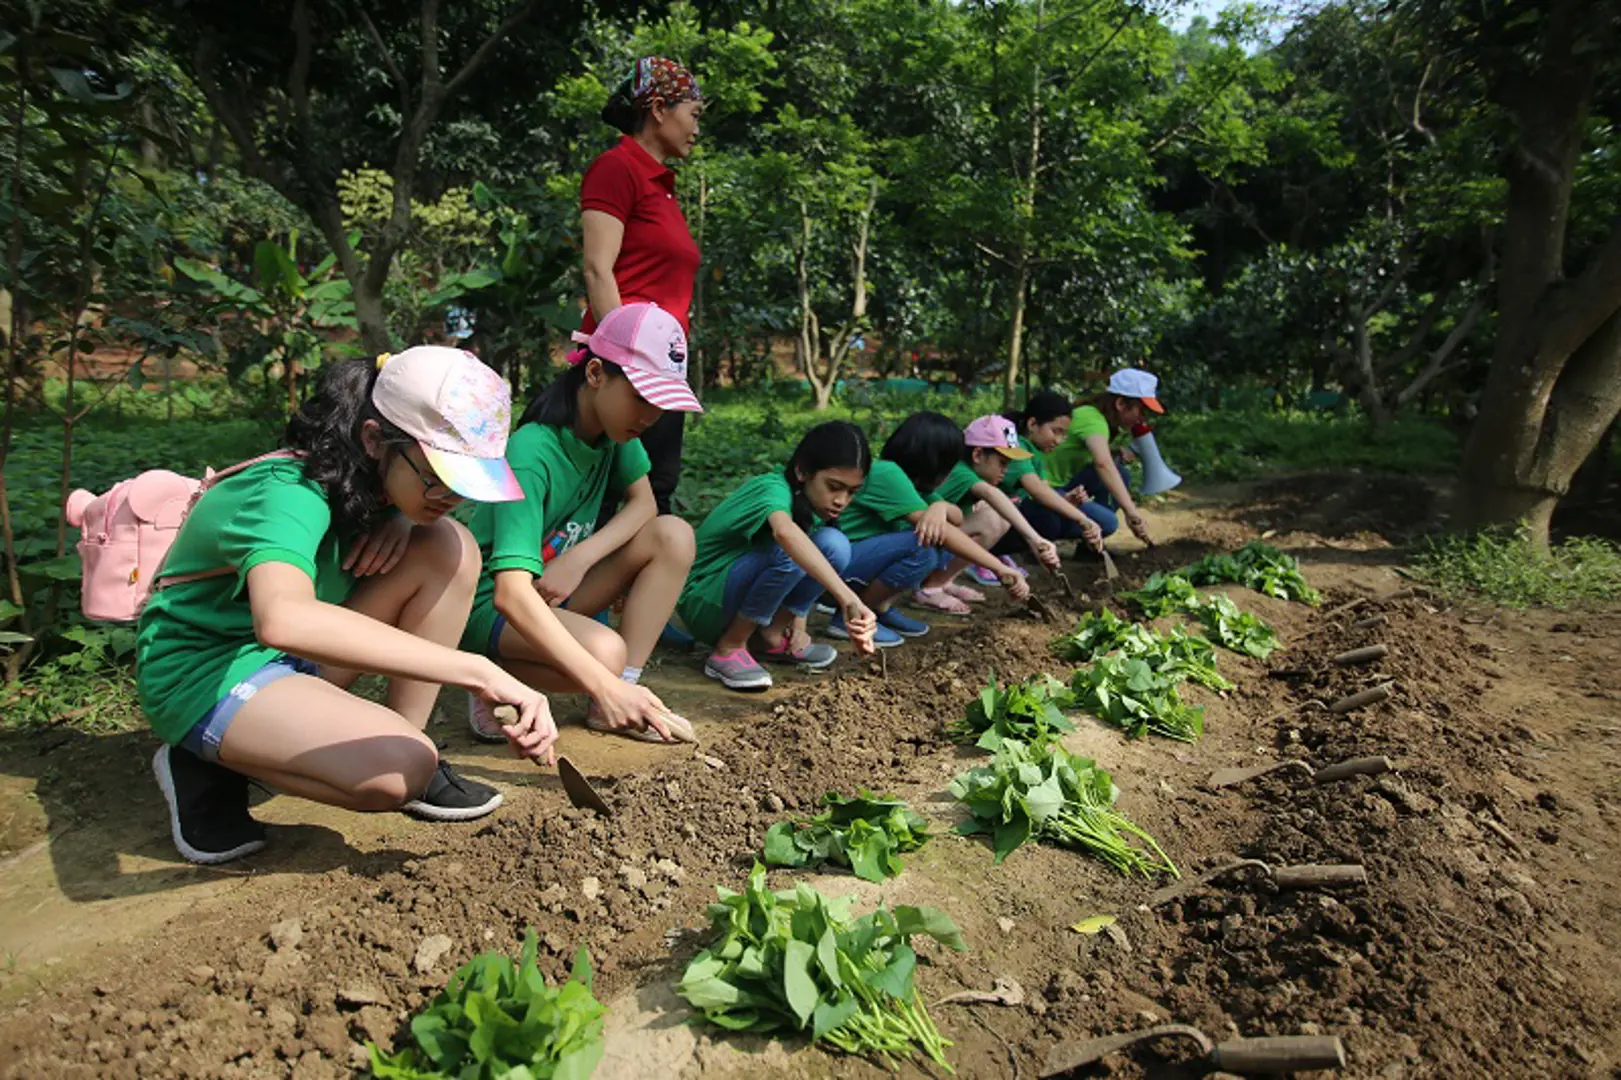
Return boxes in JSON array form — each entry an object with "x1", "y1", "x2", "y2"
[{"x1": 1, "y1": 473, "x2": 1618, "y2": 1079}]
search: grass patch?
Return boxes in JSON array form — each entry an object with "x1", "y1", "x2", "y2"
[{"x1": 1414, "y1": 527, "x2": 1621, "y2": 609}]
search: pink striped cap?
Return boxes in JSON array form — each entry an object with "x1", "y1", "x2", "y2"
[{"x1": 570, "y1": 302, "x2": 704, "y2": 414}]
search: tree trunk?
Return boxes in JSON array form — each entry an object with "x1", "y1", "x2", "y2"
[
  {"x1": 1003, "y1": 255, "x2": 1030, "y2": 407},
  {"x1": 1458, "y1": 0, "x2": 1621, "y2": 547}
]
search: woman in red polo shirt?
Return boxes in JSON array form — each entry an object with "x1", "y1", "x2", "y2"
[{"x1": 580, "y1": 57, "x2": 703, "y2": 519}]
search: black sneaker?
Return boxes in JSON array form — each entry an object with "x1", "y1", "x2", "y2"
[
  {"x1": 152, "y1": 745, "x2": 268, "y2": 865},
  {"x1": 402, "y1": 760, "x2": 504, "y2": 822}
]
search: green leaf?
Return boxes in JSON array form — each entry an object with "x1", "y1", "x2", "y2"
[
  {"x1": 782, "y1": 939, "x2": 820, "y2": 1028},
  {"x1": 892, "y1": 906, "x2": 967, "y2": 952},
  {"x1": 865, "y1": 942, "x2": 917, "y2": 1000},
  {"x1": 811, "y1": 996, "x2": 860, "y2": 1040},
  {"x1": 0, "y1": 631, "x2": 34, "y2": 645}
]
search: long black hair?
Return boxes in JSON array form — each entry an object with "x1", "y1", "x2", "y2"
[
  {"x1": 1002, "y1": 390, "x2": 1073, "y2": 439},
  {"x1": 881, "y1": 411, "x2": 963, "y2": 493},
  {"x1": 786, "y1": 421, "x2": 870, "y2": 528},
  {"x1": 519, "y1": 353, "x2": 626, "y2": 429},
  {"x1": 284, "y1": 358, "x2": 408, "y2": 538}
]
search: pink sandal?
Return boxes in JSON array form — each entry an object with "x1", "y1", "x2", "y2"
[
  {"x1": 942, "y1": 582, "x2": 987, "y2": 603},
  {"x1": 912, "y1": 587, "x2": 972, "y2": 614}
]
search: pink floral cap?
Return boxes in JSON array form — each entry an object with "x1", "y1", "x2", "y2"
[
  {"x1": 372, "y1": 346, "x2": 523, "y2": 502},
  {"x1": 963, "y1": 415, "x2": 1032, "y2": 460},
  {"x1": 570, "y1": 302, "x2": 704, "y2": 414}
]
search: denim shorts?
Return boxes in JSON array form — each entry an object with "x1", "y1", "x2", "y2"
[{"x1": 179, "y1": 655, "x2": 321, "y2": 763}]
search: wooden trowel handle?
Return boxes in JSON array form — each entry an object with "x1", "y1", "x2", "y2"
[{"x1": 1211, "y1": 1035, "x2": 1346, "y2": 1073}]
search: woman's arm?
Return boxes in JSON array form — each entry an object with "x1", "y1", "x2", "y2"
[
  {"x1": 1083, "y1": 432, "x2": 1139, "y2": 515},
  {"x1": 581, "y1": 209, "x2": 626, "y2": 322}
]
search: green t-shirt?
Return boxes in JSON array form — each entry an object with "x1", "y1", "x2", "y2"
[
  {"x1": 676, "y1": 471, "x2": 796, "y2": 644},
  {"x1": 836, "y1": 460, "x2": 929, "y2": 542},
  {"x1": 999, "y1": 436, "x2": 1047, "y2": 496},
  {"x1": 928, "y1": 461, "x2": 984, "y2": 514},
  {"x1": 461, "y1": 422, "x2": 650, "y2": 652},
  {"x1": 1043, "y1": 404, "x2": 1113, "y2": 482},
  {"x1": 135, "y1": 459, "x2": 352, "y2": 744}
]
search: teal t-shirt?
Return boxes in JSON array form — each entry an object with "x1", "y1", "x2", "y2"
[
  {"x1": 462, "y1": 422, "x2": 650, "y2": 652},
  {"x1": 1043, "y1": 404, "x2": 1113, "y2": 482},
  {"x1": 928, "y1": 461, "x2": 984, "y2": 514},
  {"x1": 835, "y1": 460, "x2": 929, "y2": 542},
  {"x1": 136, "y1": 458, "x2": 352, "y2": 744},
  {"x1": 677, "y1": 471, "x2": 797, "y2": 644},
  {"x1": 999, "y1": 436, "x2": 1046, "y2": 496}
]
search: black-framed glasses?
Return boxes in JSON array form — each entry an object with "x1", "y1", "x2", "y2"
[{"x1": 392, "y1": 444, "x2": 456, "y2": 503}]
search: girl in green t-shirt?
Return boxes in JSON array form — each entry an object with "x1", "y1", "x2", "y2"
[
  {"x1": 461, "y1": 302, "x2": 702, "y2": 745},
  {"x1": 135, "y1": 348, "x2": 555, "y2": 867},
  {"x1": 1039, "y1": 367, "x2": 1164, "y2": 546},
  {"x1": 828, "y1": 412, "x2": 1031, "y2": 645},
  {"x1": 913, "y1": 414, "x2": 1062, "y2": 614},
  {"x1": 677, "y1": 421, "x2": 880, "y2": 691},
  {"x1": 982, "y1": 391, "x2": 1105, "y2": 578}
]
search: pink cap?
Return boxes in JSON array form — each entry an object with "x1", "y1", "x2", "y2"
[
  {"x1": 570, "y1": 302, "x2": 704, "y2": 414},
  {"x1": 963, "y1": 415, "x2": 1032, "y2": 459},
  {"x1": 372, "y1": 346, "x2": 522, "y2": 502}
]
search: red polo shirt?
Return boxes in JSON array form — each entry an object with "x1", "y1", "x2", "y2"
[{"x1": 579, "y1": 136, "x2": 700, "y2": 334}]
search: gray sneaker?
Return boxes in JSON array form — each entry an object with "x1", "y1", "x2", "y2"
[
  {"x1": 756, "y1": 634, "x2": 839, "y2": 670},
  {"x1": 704, "y1": 648, "x2": 774, "y2": 691}
]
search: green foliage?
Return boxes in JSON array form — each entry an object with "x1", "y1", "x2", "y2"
[
  {"x1": 1068, "y1": 656, "x2": 1205, "y2": 743},
  {"x1": 1052, "y1": 609, "x2": 1232, "y2": 691},
  {"x1": 1182, "y1": 541, "x2": 1321, "y2": 604},
  {"x1": 1189, "y1": 594, "x2": 1280, "y2": 659},
  {"x1": 946, "y1": 673, "x2": 1076, "y2": 751},
  {"x1": 367, "y1": 932, "x2": 604, "y2": 1080},
  {"x1": 762, "y1": 792, "x2": 932, "y2": 883},
  {"x1": 949, "y1": 739, "x2": 1176, "y2": 877},
  {"x1": 677, "y1": 864, "x2": 964, "y2": 1071},
  {"x1": 1414, "y1": 528, "x2": 1621, "y2": 609},
  {"x1": 1118, "y1": 572, "x2": 1200, "y2": 618},
  {"x1": 1153, "y1": 409, "x2": 1459, "y2": 481}
]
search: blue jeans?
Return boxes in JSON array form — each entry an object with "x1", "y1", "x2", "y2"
[
  {"x1": 723, "y1": 527, "x2": 851, "y2": 630},
  {"x1": 996, "y1": 460, "x2": 1123, "y2": 553},
  {"x1": 844, "y1": 530, "x2": 938, "y2": 592},
  {"x1": 179, "y1": 655, "x2": 321, "y2": 763}
]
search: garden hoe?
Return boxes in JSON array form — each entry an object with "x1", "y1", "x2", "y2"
[{"x1": 1041, "y1": 1022, "x2": 1346, "y2": 1077}]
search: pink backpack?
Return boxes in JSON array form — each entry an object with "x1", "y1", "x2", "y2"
[{"x1": 64, "y1": 451, "x2": 302, "y2": 622}]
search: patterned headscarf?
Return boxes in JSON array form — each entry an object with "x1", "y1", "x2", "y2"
[{"x1": 624, "y1": 56, "x2": 702, "y2": 111}]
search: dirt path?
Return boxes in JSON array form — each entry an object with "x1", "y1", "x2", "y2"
[{"x1": 1, "y1": 474, "x2": 1618, "y2": 1079}]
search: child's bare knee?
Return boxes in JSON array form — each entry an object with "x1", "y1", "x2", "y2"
[
  {"x1": 417, "y1": 516, "x2": 481, "y2": 589},
  {"x1": 353, "y1": 737, "x2": 438, "y2": 810},
  {"x1": 649, "y1": 515, "x2": 696, "y2": 565},
  {"x1": 588, "y1": 628, "x2": 628, "y2": 673}
]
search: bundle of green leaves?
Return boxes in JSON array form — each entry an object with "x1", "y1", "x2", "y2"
[
  {"x1": 946, "y1": 674, "x2": 1076, "y2": 751},
  {"x1": 368, "y1": 932, "x2": 604, "y2": 1080},
  {"x1": 1154, "y1": 624, "x2": 1236, "y2": 691},
  {"x1": 1069, "y1": 655, "x2": 1206, "y2": 742},
  {"x1": 677, "y1": 865, "x2": 967, "y2": 1071},
  {"x1": 1182, "y1": 541, "x2": 1321, "y2": 604},
  {"x1": 1117, "y1": 571, "x2": 1201, "y2": 617},
  {"x1": 1050, "y1": 608, "x2": 1156, "y2": 662},
  {"x1": 1190, "y1": 594, "x2": 1279, "y2": 659},
  {"x1": 949, "y1": 739, "x2": 1177, "y2": 877},
  {"x1": 1051, "y1": 612, "x2": 1233, "y2": 692},
  {"x1": 763, "y1": 792, "x2": 933, "y2": 883}
]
